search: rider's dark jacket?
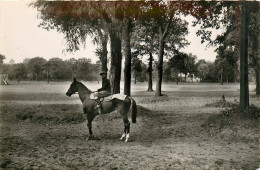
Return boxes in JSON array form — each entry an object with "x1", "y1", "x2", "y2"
[{"x1": 97, "y1": 77, "x2": 111, "y2": 93}]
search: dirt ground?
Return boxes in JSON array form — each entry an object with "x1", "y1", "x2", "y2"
[{"x1": 0, "y1": 81, "x2": 259, "y2": 169}]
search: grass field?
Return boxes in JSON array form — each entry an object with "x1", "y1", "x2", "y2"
[{"x1": 0, "y1": 81, "x2": 259, "y2": 169}]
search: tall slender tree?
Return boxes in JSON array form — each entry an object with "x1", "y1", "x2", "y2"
[
  {"x1": 239, "y1": 1, "x2": 250, "y2": 114},
  {"x1": 123, "y1": 19, "x2": 132, "y2": 96},
  {"x1": 248, "y1": 1, "x2": 260, "y2": 95}
]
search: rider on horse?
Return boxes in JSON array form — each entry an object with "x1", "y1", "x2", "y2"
[{"x1": 95, "y1": 71, "x2": 111, "y2": 114}]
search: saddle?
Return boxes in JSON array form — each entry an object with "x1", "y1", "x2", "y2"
[
  {"x1": 90, "y1": 92, "x2": 127, "y2": 102},
  {"x1": 90, "y1": 92, "x2": 127, "y2": 114}
]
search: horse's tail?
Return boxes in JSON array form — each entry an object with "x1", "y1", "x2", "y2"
[{"x1": 129, "y1": 97, "x2": 137, "y2": 123}]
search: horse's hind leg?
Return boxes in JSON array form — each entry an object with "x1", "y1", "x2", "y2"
[
  {"x1": 120, "y1": 130, "x2": 126, "y2": 141},
  {"x1": 125, "y1": 120, "x2": 130, "y2": 142},
  {"x1": 120, "y1": 116, "x2": 130, "y2": 142}
]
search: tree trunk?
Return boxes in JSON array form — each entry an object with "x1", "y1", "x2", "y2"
[
  {"x1": 239, "y1": 1, "x2": 250, "y2": 115},
  {"x1": 47, "y1": 68, "x2": 49, "y2": 84},
  {"x1": 221, "y1": 68, "x2": 223, "y2": 85},
  {"x1": 176, "y1": 71, "x2": 179, "y2": 85},
  {"x1": 155, "y1": 20, "x2": 170, "y2": 96},
  {"x1": 256, "y1": 64, "x2": 260, "y2": 95},
  {"x1": 123, "y1": 19, "x2": 132, "y2": 96},
  {"x1": 101, "y1": 36, "x2": 108, "y2": 73},
  {"x1": 110, "y1": 30, "x2": 122, "y2": 94},
  {"x1": 251, "y1": 3, "x2": 260, "y2": 95},
  {"x1": 147, "y1": 52, "x2": 153, "y2": 92},
  {"x1": 155, "y1": 40, "x2": 165, "y2": 96},
  {"x1": 235, "y1": 2, "x2": 240, "y2": 83},
  {"x1": 134, "y1": 72, "x2": 137, "y2": 84},
  {"x1": 96, "y1": 26, "x2": 108, "y2": 73}
]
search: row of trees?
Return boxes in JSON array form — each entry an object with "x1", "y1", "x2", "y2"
[
  {"x1": 2, "y1": 50, "x2": 256, "y2": 85},
  {"x1": 0, "y1": 57, "x2": 99, "y2": 82},
  {"x1": 0, "y1": 53, "x2": 208, "y2": 82}
]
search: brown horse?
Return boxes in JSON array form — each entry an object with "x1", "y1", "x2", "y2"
[{"x1": 66, "y1": 78, "x2": 137, "y2": 142}]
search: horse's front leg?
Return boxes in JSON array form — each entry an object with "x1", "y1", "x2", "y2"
[
  {"x1": 87, "y1": 121, "x2": 94, "y2": 140},
  {"x1": 86, "y1": 112, "x2": 96, "y2": 140}
]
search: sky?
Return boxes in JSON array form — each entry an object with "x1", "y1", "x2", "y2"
[{"x1": 0, "y1": 1, "x2": 223, "y2": 64}]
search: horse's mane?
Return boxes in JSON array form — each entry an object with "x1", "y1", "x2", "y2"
[{"x1": 77, "y1": 81, "x2": 92, "y2": 94}]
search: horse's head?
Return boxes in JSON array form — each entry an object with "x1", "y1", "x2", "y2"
[{"x1": 66, "y1": 78, "x2": 79, "y2": 97}]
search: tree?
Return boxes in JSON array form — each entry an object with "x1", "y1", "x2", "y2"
[
  {"x1": 0, "y1": 54, "x2": 6, "y2": 64},
  {"x1": 132, "y1": 55, "x2": 143, "y2": 84},
  {"x1": 214, "y1": 32, "x2": 238, "y2": 84},
  {"x1": 150, "y1": 2, "x2": 176, "y2": 96},
  {"x1": 239, "y1": 1, "x2": 250, "y2": 114},
  {"x1": 131, "y1": 21, "x2": 158, "y2": 92},
  {"x1": 248, "y1": 1, "x2": 260, "y2": 95},
  {"x1": 47, "y1": 58, "x2": 71, "y2": 80},
  {"x1": 186, "y1": 53, "x2": 198, "y2": 82},
  {"x1": 196, "y1": 59, "x2": 208, "y2": 81},
  {"x1": 66, "y1": 58, "x2": 78, "y2": 80},
  {"x1": 168, "y1": 51, "x2": 188, "y2": 84},
  {"x1": 163, "y1": 61, "x2": 174, "y2": 82},
  {"x1": 48, "y1": 58, "x2": 61, "y2": 80},
  {"x1": 147, "y1": 53, "x2": 154, "y2": 91},
  {"x1": 123, "y1": 19, "x2": 132, "y2": 96},
  {"x1": 131, "y1": 18, "x2": 188, "y2": 90},
  {"x1": 27, "y1": 57, "x2": 47, "y2": 81},
  {"x1": 13, "y1": 63, "x2": 27, "y2": 81},
  {"x1": 77, "y1": 58, "x2": 91, "y2": 81},
  {"x1": 149, "y1": 2, "x2": 190, "y2": 96},
  {"x1": 121, "y1": 3, "x2": 143, "y2": 96}
]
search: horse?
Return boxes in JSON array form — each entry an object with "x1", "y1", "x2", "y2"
[{"x1": 66, "y1": 78, "x2": 137, "y2": 142}]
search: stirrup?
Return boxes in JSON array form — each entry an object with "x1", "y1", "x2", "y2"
[
  {"x1": 94, "y1": 104, "x2": 100, "y2": 110},
  {"x1": 94, "y1": 103, "x2": 102, "y2": 114},
  {"x1": 98, "y1": 107, "x2": 102, "y2": 114}
]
